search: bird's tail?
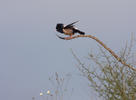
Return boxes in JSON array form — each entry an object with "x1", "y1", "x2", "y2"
[{"x1": 74, "y1": 29, "x2": 85, "y2": 35}]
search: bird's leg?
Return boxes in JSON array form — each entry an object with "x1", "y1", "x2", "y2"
[{"x1": 69, "y1": 35, "x2": 73, "y2": 38}]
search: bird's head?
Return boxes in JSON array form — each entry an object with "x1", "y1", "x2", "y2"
[{"x1": 56, "y1": 23, "x2": 64, "y2": 33}]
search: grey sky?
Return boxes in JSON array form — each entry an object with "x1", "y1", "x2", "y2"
[{"x1": 0, "y1": 0, "x2": 136, "y2": 100}]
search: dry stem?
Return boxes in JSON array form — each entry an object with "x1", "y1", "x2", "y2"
[{"x1": 57, "y1": 34, "x2": 136, "y2": 71}]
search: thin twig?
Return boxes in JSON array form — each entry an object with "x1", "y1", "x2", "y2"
[{"x1": 57, "y1": 34, "x2": 136, "y2": 71}]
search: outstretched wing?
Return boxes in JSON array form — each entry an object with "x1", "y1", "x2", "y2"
[{"x1": 64, "y1": 21, "x2": 79, "y2": 29}]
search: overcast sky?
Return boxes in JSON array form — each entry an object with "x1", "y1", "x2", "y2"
[{"x1": 0, "y1": 0, "x2": 136, "y2": 100}]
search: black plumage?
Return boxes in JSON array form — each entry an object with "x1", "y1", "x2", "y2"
[{"x1": 56, "y1": 21, "x2": 85, "y2": 36}]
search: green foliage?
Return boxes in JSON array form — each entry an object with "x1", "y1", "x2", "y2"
[{"x1": 73, "y1": 41, "x2": 136, "y2": 100}]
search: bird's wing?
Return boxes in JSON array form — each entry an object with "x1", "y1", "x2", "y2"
[{"x1": 64, "y1": 21, "x2": 79, "y2": 29}]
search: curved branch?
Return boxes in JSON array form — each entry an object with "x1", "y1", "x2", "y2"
[{"x1": 57, "y1": 34, "x2": 136, "y2": 71}]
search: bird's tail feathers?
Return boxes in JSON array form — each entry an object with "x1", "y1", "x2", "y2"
[{"x1": 75, "y1": 29, "x2": 85, "y2": 35}]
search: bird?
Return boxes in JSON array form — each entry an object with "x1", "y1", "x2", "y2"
[{"x1": 56, "y1": 21, "x2": 85, "y2": 37}]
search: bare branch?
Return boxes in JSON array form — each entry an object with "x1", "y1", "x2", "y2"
[{"x1": 57, "y1": 34, "x2": 136, "y2": 71}]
